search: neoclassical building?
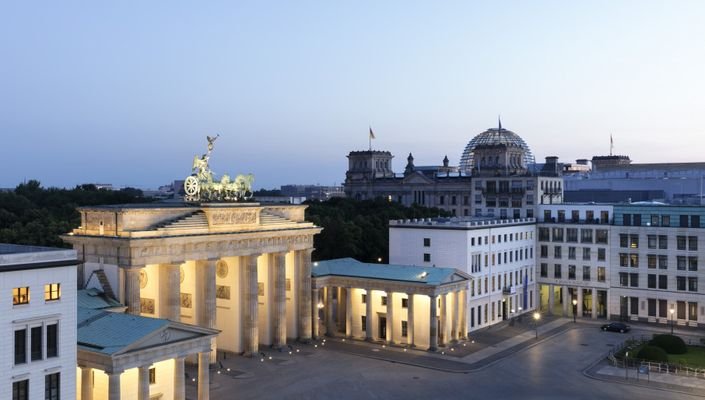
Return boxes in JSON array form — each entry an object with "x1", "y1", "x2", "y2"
[{"x1": 62, "y1": 203, "x2": 321, "y2": 364}]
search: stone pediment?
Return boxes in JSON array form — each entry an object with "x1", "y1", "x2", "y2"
[
  {"x1": 402, "y1": 172, "x2": 435, "y2": 185},
  {"x1": 117, "y1": 323, "x2": 216, "y2": 356}
]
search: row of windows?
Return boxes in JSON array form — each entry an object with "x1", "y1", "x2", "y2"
[
  {"x1": 12, "y1": 284, "x2": 61, "y2": 305},
  {"x1": 543, "y1": 209, "x2": 610, "y2": 224},
  {"x1": 538, "y1": 227, "x2": 609, "y2": 244},
  {"x1": 475, "y1": 208, "x2": 535, "y2": 219},
  {"x1": 470, "y1": 292, "x2": 533, "y2": 328},
  {"x1": 621, "y1": 213, "x2": 700, "y2": 228},
  {"x1": 470, "y1": 268, "x2": 533, "y2": 296},
  {"x1": 540, "y1": 245, "x2": 606, "y2": 261},
  {"x1": 619, "y1": 253, "x2": 698, "y2": 271},
  {"x1": 539, "y1": 263, "x2": 606, "y2": 282},
  {"x1": 15, "y1": 323, "x2": 59, "y2": 365},
  {"x1": 621, "y1": 234, "x2": 699, "y2": 250},
  {"x1": 619, "y1": 273, "x2": 700, "y2": 292},
  {"x1": 624, "y1": 297, "x2": 699, "y2": 321},
  {"x1": 426, "y1": 247, "x2": 534, "y2": 265},
  {"x1": 12, "y1": 373, "x2": 60, "y2": 400}
]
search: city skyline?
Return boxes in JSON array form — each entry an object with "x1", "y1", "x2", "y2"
[{"x1": 2, "y1": 1, "x2": 705, "y2": 189}]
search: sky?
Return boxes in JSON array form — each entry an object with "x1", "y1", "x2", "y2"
[{"x1": 2, "y1": 1, "x2": 705, "y2": 190}]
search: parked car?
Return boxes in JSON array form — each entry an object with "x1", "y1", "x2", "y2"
[{"x1": 601, "y1": 322, "x2": 631, "y2": 333}]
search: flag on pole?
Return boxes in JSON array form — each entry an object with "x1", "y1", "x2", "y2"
[{"x1": 369, "y1": 127, "x2": 376, "y2": 140}]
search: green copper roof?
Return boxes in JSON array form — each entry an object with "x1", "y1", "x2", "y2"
[
  {"x1": 77, "y1": 289, "x2": 123, "y2": 310},
  {"x1": 312, "y1": 258, "x2": 467, "y2": 286},
  {"x1": 77, "y1": 307, "x2": 169, "y2": 355}
]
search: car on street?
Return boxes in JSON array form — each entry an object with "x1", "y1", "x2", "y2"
[{"x1": 601, "y1": 322, "x2": 631, "y2": 333}]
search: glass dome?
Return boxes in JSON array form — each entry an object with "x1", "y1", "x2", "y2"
[{"x1": 459, "y1": 127, "x2": 535, "y2": 173}]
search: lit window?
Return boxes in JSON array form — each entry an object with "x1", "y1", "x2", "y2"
[
  {"x1": 149, "y1": 367, "x2": 156, "y2": 384},
  {"x1": 13, "y1": 287, "x2": 30, "y2": 305},
  {"x1": 45, "y1": 284, "x2": 61, "y2": 301}
]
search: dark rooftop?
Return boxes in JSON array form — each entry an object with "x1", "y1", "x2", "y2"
[{"x1": 0, "y1": 243, "x2": 60, "y2": 255}]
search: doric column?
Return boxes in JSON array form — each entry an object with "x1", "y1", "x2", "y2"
[
  {"x1": 386, "y1": 291, "x2": 394, "y2": 344},
  {"x1": 174, "y1": 356, "x2": 186, "y2": 400},
  {"x1": 451, "y1": 291, "x2": 459, "y2": 342},
  {"x1": 107, "y1": 371, "x2": 121, "y2": 400},
  {"x1": 243, "y1": 254, "x2": 260, "y2": 356},
  {"x1": 272, "y1": 252, "x2": 287, "y2": 348},
  {"x1": 80, "y1": 367, "x2": 93, "y2": 400},
  {"x1": 138, "y1": 365, "x2": 150, "y2": 400},
  {"x1": 591, "y1": 288, "x2": 597, "y2": 319},
  {"x1": 429, "y1": 294, "x2": 438, "y2": 351},
  {"x1": 407, "y1": 294, "x2": 415, "y2": 347},
  {"x1": 337, "y1": 287, "x2": 345, "y2": 333},
  {"x1": 297, "y1": 249, "x2": 313, "y2": 342},
  {"x1": 196, "y1": 259, "x2": 217, "y2": 362},
  {"x1": 198, "y1": 351, "x2": 210, "y2": 400},
  {"x1": 562, "y1": 286, "x2": 569, "y2": 317},
  {"x1": 460, "y1": 289, "x2": 468, "y2": 339},
  {"x1": 548, "y1": 284, "x2": 555, "y2": 315},
  {"x1": 312, "y1": 287, "x2": 320, "y2": 339},
  {"x1": 124, "y1": 267, "x2": 142, "y2": 315},
  {"x1": 345, "y1": 287, "x2": 353, "y2": 338},
  {"x1": 326, "y1": 286, "x2": 336, "y2": 336},
  {"x1": 365, "y1": 288, "x2": 374, "y2": 341},
  {"x1": 440, "y1": 293, "x2": 448, "y2": 346},
  {"x1": 159, "y1": 263, "x2": 181, "y2": 321}
]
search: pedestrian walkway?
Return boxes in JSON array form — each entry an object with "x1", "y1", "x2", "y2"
[{"x1": 585, "y1": 359, "x2": 705, "y2": 397}]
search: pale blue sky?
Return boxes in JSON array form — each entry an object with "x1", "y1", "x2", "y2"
[{"x1": 2, "y1": 1, "x2": 704, "y2": 189}]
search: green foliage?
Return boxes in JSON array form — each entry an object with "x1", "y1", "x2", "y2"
[
  {"x1": 650, "y1": 334, "x2": 687, "y2": 354},
  {"x1": 305, "y1": 197, "x2": 450, "y2": 262},
  {"x1": 0, "y1": 180, "x2": 149, "y2": 247},
  {"x1": 637, "y1": 345, "x2": 669, "y2": 362}
]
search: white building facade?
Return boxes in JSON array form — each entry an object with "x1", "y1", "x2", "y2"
[
  {"x1": 0, "y1": 244, "x2": 78, "y2": 400},
  {"x1": 389, "y1": 217, "x2": 537, "y2": 332}
]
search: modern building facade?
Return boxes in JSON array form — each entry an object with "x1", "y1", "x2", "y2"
[
  {"x1": 389, "y1": 217, "x2": 538, "y2": 332},
  {"x1": 1, "y1": 244, "x2": 78, "y2": 400}
]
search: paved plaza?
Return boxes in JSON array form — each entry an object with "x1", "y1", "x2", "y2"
[{"x1": 186, "y1": 318, "x2": 705, "y2": 400}]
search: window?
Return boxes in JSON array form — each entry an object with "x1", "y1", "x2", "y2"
[
  {"x1": 689, "y1": 256, "x2": 698, "y2": 271},
  {"x1": 600, "y1": 211, "x2": 609, "y2": 223},
  {"x1": 580, "y1": 229, "x2": 593, "y2": 243},
  {"x1": 630, "y1": 254, "x2": 639, "y2": 268},
  {"x1": 597, "y1": 267, "x2": 606, "y2": 282},
  {"x1": 689, "y1": 277, "x2": 698, "y2": 292},
  {"x1": 619, "y1": 253, "x2": 628, "y2": 267},
  {"x1": 673, "y1": 276, "x2": 683, "y2": 292},
  {"x1": 659, "y1": 235, "x2": 668, "y2": 249},
  {"x1": 629, "y1": 273, "x2": 639, "y2": 287},
  {"x1": 554, "y1": 264, "x2": 562, "y2": 279},
  {"x1": 692, "y1": 215, "x2": 700, "y2": 228},
  {"x1": 648, "y1": 299, "x2": 657, "y2": 317},
  {"x1": 401, "y1": 320, "x2": 408, "y2": 337},
  {"x1": 552, "y1": 228, "x2": 564, "y2": 242},
  {"x1": 680, "y1": 215, "x2": 689, "y2": 227},
  {"x1": 361, "y1": 316, "x2": 366, "y2": 331},
  {"x1": 571, "y1": 210, "x2": 579, "y2": 223},
  {"x1": 381, "y1": 296, "x2": 387, "y2": 306},
  {"x1": 14, "y1": 329, "x2": 26, "y2": 364},
  {"x1": 540, "y1": 245, "x2": 548, "y2": 258},
  {"x1": 13, "y1": 287, "x2": 30, "y2": 305},
  {"x1": 31, "y1": 326, "x2": 42, "y2": 361},
  {"x1": 12, "y1": 380, "x2": 28, "y2": 400},
  {"x1": 634, "y1": 214, "x2": 642, "y2": 226},
  {"x1": 538, "y1": 227, "x2": 550, "y2": 241},
  {"x1": 423, "y1": 238, "x2": 431, "y2": 247},
  {"x1": 582, "y1": 266, "x2": 590, "y2": 281},
  {"x1": 623, "y1": 214, "x2": 632, "y2": 226},
  {"x1": 677, "y1": 236, "x2": 686, "y2": 250},
  {"x1": 659, "y1": 299, "x2": 668, "y2": 317},
  {"x1": 568, "y1": 265, "x2": 576, "y2": 280},
  {"x1": 651, "y1": 215, "x2": 659, "y2": 227},
  {"x1": 677, "y1": 256, "x2": 686, "y2": 270},
  {"x1": 619, "y1": 272, "x2": 628, "y2": 286},
  {"x1": 540, "y1": 263, "x2": 548, "y2": 278},
  {"x1": 630, "y1": 297, "x2": 639, "y2": 315},
  {"x1": 423, "y1": 253, "x2": 431, "y2": 262},
  {"x1": 647, "y1": 235, "x2": 657, "y2": 249},
  {"x1": 658, "y1": 275, "x2": 668, "y2": 289},
  {"x1": 554, "y1": 246, "x2": 562, "y2": 259},
  {"x1": 45, "y1": 372, "x2": 60, "y2": 400},
  {"x1": 568, "y1": 247, "x2": 576, "y2": 260},
  {"x1": 596, "y1": 229, "x2": 608, "y2": 244},
  {"x1": 677, "y1": 301, "x2": 686, "y2": 319},
  {"x1": 46, "y1": 324, "x2": 58, "y2": 358},
  {"x1": 597, "y1": 248, "x2": 606, "y2": 261},
  {"x1": 688, "y1": 302, "x2": 698, "y2": 321},
  {"x1": 401, "y1": 298, "x2": 408, "y2": 308},
  {"x1": 566, "y1": 228, "x2": 578, "y2": 243},
  {"x1": 619, "y1": 234, "x2": 628, "y2": 248},
  {"x1": 629, "y1": 234, "x2": 639, "y2": 248},
  {"x1": 662, "y1": 215, "x2": 671, "y2": 226},
  {"x1": 648, "y1": 274, "x2": 656, "y2": 289},
  {"x1": 582, "y1": 248, "x2": 591, "y2": 261},
  {"x1": 149, "y1": 368, "x2": 156, "y2": 384},
  {"x1": 44, "y1": 284, "x2": 60, "y2": 301},
  {"x1": 659, "y1": 255, "x2": 668, "y2": 269},
  {"x1": 361, "y1": 294, "x2": 367, "y2": 304},
  {"x1": 689, "y1": 236, "x2": 698, "y2": 251},
  {"x1": 647, "y1": 255, "x2": 657, "y2": 269}
]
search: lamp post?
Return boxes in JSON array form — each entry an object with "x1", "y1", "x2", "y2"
[
  {"x1": 533, "y1": 312, "x2": 540, "y2": 338},
  {"x1": 572, "y1": 298, "x2": 578, "y2": 323},
  {"x1": 670, "y1": 307, "x2": 675, "y2": 334}
]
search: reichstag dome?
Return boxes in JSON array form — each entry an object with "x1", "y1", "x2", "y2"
[{"x1": 459, "y1": 125, "x2": 535, "y2": 173}]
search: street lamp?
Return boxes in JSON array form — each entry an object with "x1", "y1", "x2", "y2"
[
  {"x1": 572, "y1": 299, "x2": 578, "y2": 323},
  {"x1": 533, "y1": 312, "x2": 540, "y2": 338},
  {"x1": 670, "y1": 307, "x2": 675, "y2": 334}
]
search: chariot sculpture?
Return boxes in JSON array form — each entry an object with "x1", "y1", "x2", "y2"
[{"x1": 183, "y1": 135, "x2": 254, "y2": 202}]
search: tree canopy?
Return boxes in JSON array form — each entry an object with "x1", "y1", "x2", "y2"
[
  {"x1": 304, "y1": 197, "x2": 450, "y2": 262},
  {"x1": 0, "y1": 180, "x2": 149, "y2": 247}
]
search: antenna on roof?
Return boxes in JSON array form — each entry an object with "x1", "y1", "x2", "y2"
[
  {"x1": 498, "y1": 115, "x2": 502, "y2": 131},
  {"x1": 610, "y1": 133, "x2": 614, "y2": 156}
]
